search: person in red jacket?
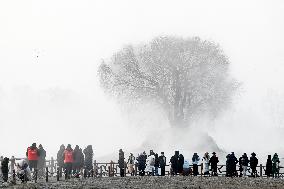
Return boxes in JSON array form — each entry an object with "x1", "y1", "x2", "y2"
[
  {"x1": 26, "y1": 143, "x2": 39, "y2": 171},
  {"x1": 63, "y1": 144, "x2": 74, "y2": 179}
]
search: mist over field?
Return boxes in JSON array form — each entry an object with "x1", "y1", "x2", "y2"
[{"x1": 1, "y1": 0, "x2": 284, "y2": 164}]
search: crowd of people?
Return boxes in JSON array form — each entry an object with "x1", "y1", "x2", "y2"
[
  {"x1": 117, "y1": 149, "x2": 281, "y2": 178},
  {"x1": 56, "y1": 144, "x2": 94, "y2": 179},
  {"x1": 0, "y1": 145, "x2": 282, "y2": 183}
]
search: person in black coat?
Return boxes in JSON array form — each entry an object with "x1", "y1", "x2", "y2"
[
  {"x1": 170, "y1": 151, "x2": 179, "y2": 175},
  {"x1": 250, "y1": 152, "x2": 258, "y2": 177},
  {"x1": 137, "y1": 152, "x2": 146, "y2": 176},
  {"x1": 118, "y1": 149, "x2": 125, "y2": 177},
  {"x1": 178, "y1": 154, "x2": 184, "y2": 174},
  {"x1": 1, "y1": 157, "x2": 9, "y2": 182},
  {"x1": 265, "y1": 155, "x2": 272, "y2": 177},
  {"x1": 209, "y1": 152, "x2": 219, "y2": 176},
  {"x1": 154, "y1": 153, "x2": 159, "y2": 176},
  {"x1": 158, "y1": 152, "x2": 166, "y2": 176},
  {"x1": 230, "y1": 152, "x2": 238, "y2": 176}
]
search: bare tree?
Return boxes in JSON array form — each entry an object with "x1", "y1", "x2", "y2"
[{"x1": 98, "y1": 36, "x2": 238, "y2": 127}]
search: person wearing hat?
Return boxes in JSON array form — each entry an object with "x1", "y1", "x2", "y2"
[
  {"x1": 230, "y1": 152, "x2": 238, "y2": 177},
  {"x1": 249, "y1": 152, "x2": 258, "y2": 177},
  {"x1": 192, "y1": 153, "x2": 200, "y2": 176},
  {"x1": 158, "y1": 152, "x2": 166, "y2": 176},
  {"x1": 272, "y1": 153, "x2": 280, "y2": 178},
  {"x1": 209, "y1": 152, "x2": 219, "y2": 176}
]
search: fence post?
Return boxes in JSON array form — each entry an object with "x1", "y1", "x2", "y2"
[
  {"x1": 108, "y1": 164, "x2": 111, "y2": 177},
  {"x1": 91, "y1": 169, "x2": 94, "y2": 178},
  {"x1": 124, "y1": 162, "x2": 126, "y2": 177},
  {"x1": 57, "y1": 167, "x2": 60, "y2": 181},
  {"x1": 260, "y1": 164, "x2": 262, "y2": 177},
  {"x1": 34, "y1": 169, "x2": 38, "y2": 183},
  {"x1": 46, "y1": 167, "x2": 49, "y2": 182},
  {"x1": 12, "y1": 170, "x2": 16, "y2": 184},
  {"x1": 94, "y1": 160, "x2": 97, "y2": 177}
]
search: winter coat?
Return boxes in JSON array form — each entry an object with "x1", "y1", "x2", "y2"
[
  {"x1": 192, "y1": 154, "x2": 200, "y2": 165},
  {"x1": 137, "y1": 154, "x2": 146, "y2": 170},
  {"x1": 202, "y1": 156, "x2": 210, "y2": 173},
  {"x1": 154, "y1": 155, "x2": 159, "y2": 167},
  {"x1": 209, "y1": 156, "x2": 219, "y2": 169},
  {"x1": 272, "y1": 155, "x2": 280, "y2": 174},
  {"x1": 183, "y1": 160, "x2": 190, "y2": 169},
  {"x1": 1, "y1": 157, "x2": 9, "y2": 174},
  {"x1": 57, "y1": 148, "x2": 65, "y2": 167},
  {"x1": 178, "y1": 154, "x2": 184, "y2": 173},
  {"x1": 158, "y1": 155, "x2": 166, "y2": 167},
  {"x1": 266, "y1": 158, "x2": 272, "y2": 176},
  {"x1": 250, "y1": 156, "x2": 258, "y2": 168},
  {"x1": 118, "y1": 150, "x2": 125, "y2": 169},
  {"x1": 240, "y1": 155, "x2": 249, "y2": 166},
  {"x1": 38, "y1": 147, "x2": 46, "y2": 168},
  {"x1": 83, "y1": 147, "x2": 93, "y2": 170},
  {"x1": 170, "y1": 155, "x2": 179, "y2": 170}
]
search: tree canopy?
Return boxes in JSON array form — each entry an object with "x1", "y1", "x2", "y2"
[{"x1": 98, "y1": 36, "x2": 238, "y2": 127}]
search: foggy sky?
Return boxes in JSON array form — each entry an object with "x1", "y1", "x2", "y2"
[{"x1": 1, "y1": 0, "x2": 284, "y2": 160}]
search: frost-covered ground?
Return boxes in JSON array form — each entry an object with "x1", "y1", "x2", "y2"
[{"x1": 2, "y1": 176, "x2": 284, "y2": 189}]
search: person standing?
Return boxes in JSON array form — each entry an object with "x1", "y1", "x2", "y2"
[
  {"x1": 192, "y1": 153, "x2": 200, "y2": 176},
  {"x1": 158, "y1": 152, "x2": 166, "y2": 176},
  {"x1": 209, "y1": 152, "x2": 219, "y2": 176},
  {"x1": 170, "y1": 151, "x2": 179, "y2": 175},
  {"x1": 1, "y1": 157, "x2": 9, "y2": 182},
  {"x1": 63, "y1": 144, "x2": 74, "y2": 179},
  {"x1": 202, "y1": 152, "x2": 210, "y2": 175},
  {"x1": 265, "y1": 155, "x2": 272, "y2": 177},
  {"x1": 137, "y1": 152, "x2": 146, "y2": 176},
  {"x1": 127, "y1": 153, "x2": 135, "y2": 176},
  {"x1": 250, "y1": 152, "x2": 258, "y2": 177},
  {"x1": 118, "y1": 149, "x2": 125, "y2": 177},
  {"x1": 178, "y1": 153, "x2": 184, "y2": 175},
  {"x1": 38, "y1": 144, "x2": 46, "y2": 177},
  {"x1": 147, "y1": 151, "x2": 155, "y2": 176},
  {"x1": 10, "y1": 156, "x2": 16, "y2": 173},
  {"x1": 26, "y1": 143, "x2": 39, "y2": 172},
  {"x1": 57, "y1": 144, "x2": 65, "y2": 177},
  {"x1": 240, "y1": 153, "x2": 249, "y2": 177},
  {"x1": 230, "y1": 152, "x2": 238, "y2": 177},
  {"x1": 73, "y1": 145, "x2": 81, "y2": 176},
  {"x1": 83, "y1": 145, "x2": 93, "y2": 177},
  {"x1": 272, "y1": 153, "x2": 280, "y2": 178},
  {"x1": 154, "y1": 153, "x2": 160, "y2": 176}
]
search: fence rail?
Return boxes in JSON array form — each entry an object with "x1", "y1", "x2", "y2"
[{"x1": 3, "y1": 158, "x2": 284, "y2": 184}]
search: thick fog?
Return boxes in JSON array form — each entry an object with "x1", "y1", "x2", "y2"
[{"x1": 1, "y1": 0, "x2": 284, "y2": 163}]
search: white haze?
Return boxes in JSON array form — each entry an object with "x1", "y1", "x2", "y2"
[{"x1": 0, "y1": 0, "x2": 284, "y2": 163}]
